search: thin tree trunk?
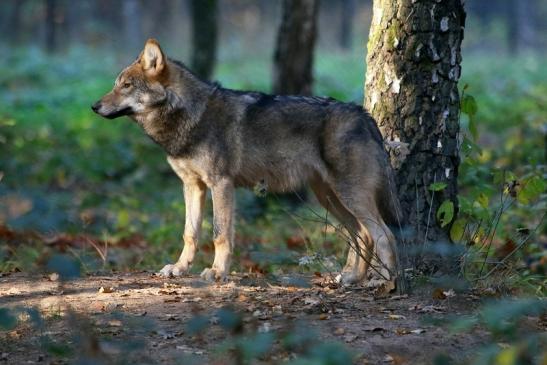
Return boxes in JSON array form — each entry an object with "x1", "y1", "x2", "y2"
[
  {"x1": 190, "y1": 0, "x2": 218, "y2": 80},
  {"x1": 507, "y1": 0, "x2": 536, "y2": 54},
  {"x1": 273, "y1": 0, "x2": 319, "y2": 95},
  {"x1": 364, "y1": 0, "x2": 466, "y2": 262},
  {"x1": 45, "y1": 0, "x2": 57, "y2": 53},
  {"x1": 339, "y1": 0, "x2": 355, "y2": 50},
  {"x1": 7, "y1": 0, "x2": 25, "y2": 44},
  {"x1": 123, "y1": 0, "x2": 143, "y2": 54}
]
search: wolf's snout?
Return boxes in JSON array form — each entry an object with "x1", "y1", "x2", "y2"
[{"x1": 91, "y1": 101, "x2": 102, "y2": 113}]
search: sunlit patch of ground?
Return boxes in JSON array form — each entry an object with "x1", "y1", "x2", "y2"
[{"x1": 0, "y1": 272, "x2": 493, "y2": 364}]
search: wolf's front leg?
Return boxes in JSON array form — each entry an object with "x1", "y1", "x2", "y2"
[
  {"x1": 201, "y1": 178, "x2": 234, "y2": 282},
  {"x1": 159, "y1": 179, "x2": 206, "y2": 277}
]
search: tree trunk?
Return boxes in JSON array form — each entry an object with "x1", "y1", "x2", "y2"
[
  {"x1": 273, "y1": 0, "x2": 319, "y2": 95},
  {"x1": 45, "y1": 0, "x2": 57, "y2": 53},
  {"x1": 6, "y1": 0, "x2": 25, "y2": 44},
  {"x1": 123, "y1": 0, "x2": 143, "y2": 54},
  {"x1": 190, "y1": 0, "x2": 218, "y2": 80},
  {"x1": 507, "y1": 0, "x2": 536, "y2": 54},
  {"x1": 364, "y1": 1, "x2": 466, "y2": 256},
  {"x1": 339, "y1": 0, "x2": 355, "y2": 50}
]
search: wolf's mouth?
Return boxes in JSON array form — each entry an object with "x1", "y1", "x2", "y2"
[{"x1": 103, "y1": 107, "x2": 134, "y2": 119}]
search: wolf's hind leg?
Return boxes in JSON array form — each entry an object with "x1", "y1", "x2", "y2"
[
  {"x1": 201, "y1": 178, "x2": 234, "y2": 282},
  {"x1": 338, "y1": 191, "x2": 397, "y2": 287},
  {"x1": 310, "y1": 178, "x2": 371, "y2": 285},
  {"x1": 159, "y1": 179, "x2": 206, "y2": 277}
]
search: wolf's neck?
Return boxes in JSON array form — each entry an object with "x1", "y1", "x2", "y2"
[
  {"x1": 170, "y1": 63, "x2": 213, "y2": 125},
  {"x1": 136, "y1": 62, "x2": 215, "y2": 156}
]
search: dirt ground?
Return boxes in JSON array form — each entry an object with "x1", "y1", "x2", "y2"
[{"x1": 0, "y1": 271, "x2": 490, "y2": 365}]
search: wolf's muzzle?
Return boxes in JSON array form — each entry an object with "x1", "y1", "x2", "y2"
[
  {"x1": 91, "y1": 101, "x2": 132, "y2": 119},
  {"x1": 91, "y1": 101, "x2": 101, "y2": 113}
]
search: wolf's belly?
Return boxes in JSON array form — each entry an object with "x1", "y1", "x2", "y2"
[{"x1": 234, "y1": 158, "x2": 324, "y2": 193}]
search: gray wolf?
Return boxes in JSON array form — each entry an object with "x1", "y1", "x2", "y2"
[{"x1": 92, "y1": 39, "x2": 400, "y2": 286}]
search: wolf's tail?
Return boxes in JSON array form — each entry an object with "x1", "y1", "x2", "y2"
[{"x1": 378, "y1": 167, "x2": 404, "y2": 227}]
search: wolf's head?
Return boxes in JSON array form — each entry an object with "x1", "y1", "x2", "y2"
[{"x1": 92, "y1": 39, "x2": 170, "y2": 119}]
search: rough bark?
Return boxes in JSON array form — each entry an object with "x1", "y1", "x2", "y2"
[
  {"x1": 364, "y1": 0, "x2": 465, "y2": 251},
  {"x1": 190, "y1": 0, "x2": 218, "y2": 80},
  {"x1": 273, "y1": 0, "x2": 319, "y2": 95}
]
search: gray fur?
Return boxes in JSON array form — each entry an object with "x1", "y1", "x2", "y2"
[{"x1": 92, "y1": 39, "x2": 401, "y2": 286}]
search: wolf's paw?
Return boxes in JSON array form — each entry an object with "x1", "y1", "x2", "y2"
[
  {"x1": 158, "y1": 263, "x2": 189, "y2": 277},
  {"x1": 365, "y1": 277, "x2": 396, "y2": 293},
  {"x1": 365, "y1": 277, "x2": 387, "y2": 288},
  {"x1": 200, "y1": 267, "x2": 227, "y2": 282},
  {"x1": 335, "y1": 271, "x2": 362, "y2": 286}
]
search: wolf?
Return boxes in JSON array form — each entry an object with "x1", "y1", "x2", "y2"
[{"x1": 92, "y1": 39, "x2": 401, "y2": 286}]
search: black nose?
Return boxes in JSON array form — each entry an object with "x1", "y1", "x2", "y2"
[{"x1": 91, "y1": 101, "x2": 101, "y2": 112}]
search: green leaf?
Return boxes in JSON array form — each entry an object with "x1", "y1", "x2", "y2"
[
  {"x1": 117, "y1": 210, "x2": 130, "y2": 228},
  {"x1": 492, "y1": 170, "x2": 517, "y2": 185},
  {"x1": 0, "y1": 308, "x2": 17, "y2": 330},
  {"x1": 46, "y1": 254, "x2": 80, "y2": 280},
  {"x1": 461, "y1": 136, "x2": 482, "y2": 157},
  {"x1": 477, "y1": 193, "x2": 489, "y2": 209},
  {"x1": 458, "y1": 196, "x2": 473, "y2": 215},
  {"x1": 216, "y1": 307, "x2": 242, "y2": 332},
  {"x1": 185, "y1": 314, "x2": 209, "y2": 335},
  {"x1": 239, "y1": 333, "x2": 275, "y2": 360},
  {"x1": 437, "y1": 200, "x2": 455, "y2": 228},
  {"x1": 450, "y1": 218, "x2": 466, "y2": 242},
  {"x1": 429, "y1": 182, "x2": 448, "y2": 192},
  {"x1": 517, "y1": 176, "x2": 545, "y2": 205},
  {"x1": 468, "y1": 116, "x2": 478, "y2": 141},
  {"x1": 461, "y1": 94, "x2": 478, "y2": 116},
  {"x1": 449, "y1": 315, "x2": 478, "y2": 333}
]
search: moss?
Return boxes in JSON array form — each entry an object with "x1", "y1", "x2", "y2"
[
  {"x1": 367, "y1": 26, "x2": 383, "y2": 54},
  {"x1": 386, "y1": 19, "x2": 402, "y2": 49},
  {"x1": 378, "y1": 69, "x2": 387, "y2": 90}
]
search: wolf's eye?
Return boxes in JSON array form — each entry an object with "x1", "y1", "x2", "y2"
[{"x1": 122, "y1": 82, "x2": 131, "y2": 89}]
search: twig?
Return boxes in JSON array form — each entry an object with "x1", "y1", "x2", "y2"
[{"x1": 474, "y1": 212, "x2": 545, "y2": 281}]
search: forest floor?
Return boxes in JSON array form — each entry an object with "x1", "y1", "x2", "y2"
[{"x1": 0, "y1": 271, "x2": 498, "y2": 365}]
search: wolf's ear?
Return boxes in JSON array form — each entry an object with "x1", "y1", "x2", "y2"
[{"x1": 140, "y1": 39, "x2": 165, "y2": 77}]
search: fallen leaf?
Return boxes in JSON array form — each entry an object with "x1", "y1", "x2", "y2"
[
  {"x1": 164, "y1": 314, "x2": 179, "y2": 321},
  {"x1": 304, "y1": 297, "x2": 320, "y2": 306},
  {"x1": 99, "y1": 287, "x2": 115, "y2": 294},
  {"x1": 432, "y1": 288, "x2": 446, "y2": 300},
  {"x1": 158, "y1": 289, "x2": 178, "y2": 295},
  {"x1": 344, "y1": 334, "x2": 358, "y2": 343},
  {"x1": 164, "y1": 297, "x2": 182, "y2": 303},
  {"x1": 48, "y1": 273, "x2": 59, "y2": 282},
  {"x1": 388, "y1": 314, "x2": 406, "y2": 320},
  {"x1": 237, "y1": 294, "x2": 249, "y2": 302},
  {"x1": 319, "y1": 313, "x2": 328, "y2": 320},
  {"x1": 443, "y1": 289, "x2": 456, "y2": 298},
  {"x1": 363, "y1": 326, "x2": 384, "y2": 332},
  {"x1": 258, "y1": 322, "x2": 271, "y2": 333},
  {"x1": 334, "y1": 327, "x2": 345, "y2": 335},
  {"x1": 108, "y1": 320, "x2": 122, "y2": 327},
  {"x1": 410, "y1": 328, "x2": 426, "y2": 334}
]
